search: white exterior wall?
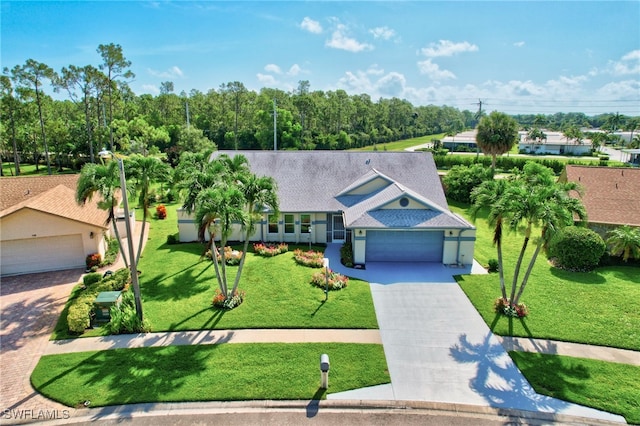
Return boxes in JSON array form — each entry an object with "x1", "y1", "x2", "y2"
[
  {"x1": 442, "y1": 228, "x2": 476, "y2": 265},
  {"x1": 113, "y1": 208, "x2": 136, "y2": 239},
  {"x1": 353, "y1": 229, "x2": 366, "y2": 264},
  {"x1": 0, "y1": 209, "x2": 107, "y2": 260}
]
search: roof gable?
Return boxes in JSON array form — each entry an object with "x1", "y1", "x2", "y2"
[
  {"x1": 563, "y1": 165, "x2": 640, "y2": 226},
  {"x1": 337, "y1": 169, "x2": 394, "y2": 196},
  {"x1": 0, "y1": 175, "x2": 80, "y2": 211}
]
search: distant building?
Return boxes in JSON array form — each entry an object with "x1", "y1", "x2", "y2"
[
  {"x1": 440, "y1": 130, "x2": 478, "y2": 151},
  {"x1": 518, "y1": 131, "x2": 592, "y2": 155}
]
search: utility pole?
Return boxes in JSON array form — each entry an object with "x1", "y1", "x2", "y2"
[{"x1": 273, "y1": 99, "x2": 277, "y2": 151}]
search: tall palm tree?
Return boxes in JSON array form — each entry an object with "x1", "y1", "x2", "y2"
[
  {"x1": 195, "y1": 184, "x2": 246, "y2": 298},
  {"x1": 475, "y1": 111, "x2": 520, "y2": 169},
  {"x1": 127, "y1": 154, "x2": 169, "y2": 263},
  {"x1": 231, "y1": 173, "x2": 279, "y2": 295},
  {"x1": 76, "y1": 160, "x2": 129, "y2": 268},
  {"x1": 503, "y1": 162, "x2": 586, "y2": 305},
  {"x1": 470, "y1": 178, "x2": 510, "y2": 300},
  {"x1": 606, "y1": 225, "x2": 640, "y2": 262}
]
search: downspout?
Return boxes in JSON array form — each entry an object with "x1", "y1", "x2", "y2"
[{"x1": 456, "y1": 230, "x2": 463, "y2": 265}]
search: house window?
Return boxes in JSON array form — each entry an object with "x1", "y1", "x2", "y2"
[
  {"x1": 268, "y1": 214, "x2": 278, "y2": 233},
  {"x1": 284, "y1": 214, "x2": 295, "y2": 234},
  {"x1": 301, "y1": 214, "x2": 311, "y2": 233}
]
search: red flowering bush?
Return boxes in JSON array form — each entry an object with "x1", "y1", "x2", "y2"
[
  {"x1": 311, "y1": 269, "x2": 349, "y2": 291},
  {"x1": 293, "y1": 249, "x2": 325, "y2": 268},
  {"x1": 494, "y1": 297, "x2": 529, "y2": 318},
  {"x1": 253, "y1": 242, "x2": 289, "y2": 257},
  {"x1": 85, "y1": 253, "x2": 101, "y2": 269},
  {"x1": 156, "y1": 204, "x2": 167, "y2": 220},
  {"x1": 212, "y1": 288, "x2": 246, "y2": 309}
]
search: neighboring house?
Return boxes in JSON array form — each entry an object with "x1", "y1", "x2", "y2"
[
  {"x1": 621, "y1": 149, "x2": 640, "y2": 166},
  {"x1": 559, "y1": 165, "x2": 640, "y2": 235},
  {"x1": 441, "y1": 130, "x2": 477, "y2": 151},
  {"x1": 0, "y1": 175, "x2": 110, "y2": 276},
  {"x1": 178, "y1": 151, "x2": 476, "y2": 265},
  {"x1": 518, "y1": 130, "x2": 592, "y2": 155}
]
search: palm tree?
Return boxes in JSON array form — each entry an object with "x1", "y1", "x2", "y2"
[
  {"x1": 475, "y1": 111, "x2": 520, "y2": 169},
  {"x1": 126, "y1": 155, "x2": 169, "y2": 263},
  {"x1": 470, "y1": 178, "x2": 510, "y2": 300},
  {"x1": 231, "y1": 173, "x2": 279, "y2": 295},
  {"x1": 503, "y1": 162, "x2": 586, "y2": 305},
  {"x1": 76, "y1": 161, "x2": 129, "y2": 268},
  {"x1": 606, "y1": 225, "x2": 640, "y2": 262},
  {"x1": 195, "y1": 184, "x2": 246, "y2": 299}
]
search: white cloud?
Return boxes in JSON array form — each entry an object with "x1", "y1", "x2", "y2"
[
  {"x1": 369, "y1": 26, "x2": 395, "y2": 40},
  {"x1": 608, "y1": 50, "x2": 640, "y2": 75},
  {"x1": 366, "y1": 64, "x2": 385, "y2": 76},
  {"x1": 256, "y1": 73, "x2": 277, "y2": 85},
  {"x1": 264, "y1": 64, "x2": 282, "y2": 74},
  {"x1": 377, "y1": 72, "x2": 406, "y2": 96},
  {"x1": 147, "y1": 66, "x2": 184, "y2": 79},
  {"x1": 622, "y1": 50, "x2": 640, "y2": 61},
  {"x1": 287, "y1": 64, "x2": 302, "y2": 76},
  {"x1": 301, "y1": 17, "x2": 322, "y2": 34},
  {"x1": 417, "y1": 59, "x2": 456, "y2": 80},
  {"x1": 420, "y1": 40, "x2": 478, "y2": 57},
  {"x1": 596, "y1": 80, "x2": 640, "y2": 100},
  {"x1": 513, "y1": 41, "x2": 525, "y2": 47},
  {"x1": 326, "y1": 24, "x2": 373, "y2": 52},
  {"x1": 142, "y1": 84, "x2": 160, "y2": 94}
]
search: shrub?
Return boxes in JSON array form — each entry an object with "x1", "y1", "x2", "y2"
[
  {"x1": 101, "y1": 237, "x2": 119, "y2": 266},
  {"x1": 166, "y1": 234, "x2": 179, "y2": 245},
  {"x1": 310, "y1": 269, "x2": 349, "y2": 291},
  {"x1": 67, "y1": 300, "x2": 93, "y2": 334},
  {"x1": 155, "y1": 204, "x2": 167, "y2": 220},
  {"x1": 340, "y1": 242, "x2": 354, "y2": 267},
  {"x1": 83, "y1": 273, "x2": 102, "y2": 287},
  {"x1": 548, "y1": 226, "x2": 606, "y2": 271},
  {"x1": 487, "y1": 258, "x2": 499, "y2": 273},
  {"x1": 212, "y1": 289, "x2": 246, "y2": 310},
  {"x1": 208, "y1": 246, "x2": 243, "y2": 265},
  {"x1": 442, "y1": 163, "x2": 494, "y2": 203},
  {"x1": 253, "y1": 242, "x2": 288, "y2": 257},
  {"x1": 494, "y1": 297, "x2": 529, "y2": 318},
  {"x1": 85, "y1": 253, "x2": 101, "y2": 269},
  {"x1": 106, "y1": 290, "x2": 150, "y2": 334},
  {"x1": 293, "y1": 249, "x2": 325, "y2": 268}
]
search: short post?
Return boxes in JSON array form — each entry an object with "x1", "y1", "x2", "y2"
[
  {"x1": 308, "y1": 226, "x2": 313, "y2": 249},
  {"x1": 320, "y1": 353, "x2": 330, "y2": 389},
  {"x1": 322, "y1": 258, "x2": 329, "y2": 301}
]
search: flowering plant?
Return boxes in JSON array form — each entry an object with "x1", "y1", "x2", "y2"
[
  {"x1": 253, "y1": 242, "x2": 289, "y2": 257},
  {"x1": 85, "y1": 253, "x2": 101, "y2": 269},
  {"x1": 156, "y1": 204, "x2": 167, "y2": 220},
  {"x1": 293, "y1": 249, "x2": 325, "y2": 268},
  {"x1": 212, "y1": 288, "x2": 246, "y2": 309},
  {"x1": 311, "y1": 269, "x2": 349, "y2": 291},
  {"x1": 205, "y1": 246, "x2": 243, "y2": 265},
  {"x1": 494, "y1": 297, "x2": 529, "y2": 318}
]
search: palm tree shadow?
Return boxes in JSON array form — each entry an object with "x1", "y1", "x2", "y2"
[
  {"x1": 449, "y1": 333, "x2": 587, "y2": 415},
  {"x1": 310, "y1": 300, "x2": 326, "y2": 317}
]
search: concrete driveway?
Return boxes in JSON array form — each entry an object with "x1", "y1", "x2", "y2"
[{"x1": 323, "y1": 245, "x2": 624, "y2": 423}]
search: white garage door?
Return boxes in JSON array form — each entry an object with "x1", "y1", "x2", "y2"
[
  {"x1": 1, "y1": 234, "x2": 85, "y2": 276},
  {"x1": 366, "y1": 230, "x2": 444, "y2": 262}
]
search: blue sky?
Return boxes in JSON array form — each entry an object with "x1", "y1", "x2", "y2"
[{"x1": 2, "y1": 1, "x2": 639, "y2": 115}]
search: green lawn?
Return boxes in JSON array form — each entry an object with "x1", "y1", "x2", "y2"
[
  {"x1": 449, "y1": 201, "x2": 640, "y2": 351},
  {"x1": 31, "y1": 343, "x2": 390, "y2": 407},
  {"x1": 510, "y1": 352, "x2": 640, "y2": 424},
  {"x1": 349, "y1": 133, "x2": 444, "y2": 151},
  {"x1": 1, "y1": 162, "x2": 76, "y2": 176}
]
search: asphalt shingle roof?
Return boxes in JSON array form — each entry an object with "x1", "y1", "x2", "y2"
[
  {"x1": 563, "y1": 165, "x2": 640, "y2": 226},
  {"x1": 0, "y1": 175, "x2": 108, "y2": 228},
  {"x1": 213, "y1": 151, "x2": 473, "y2": 230}
]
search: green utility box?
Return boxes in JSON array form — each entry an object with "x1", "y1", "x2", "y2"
[{"x1": 94, "y1": 291, "x2": 122, "y2": 323}]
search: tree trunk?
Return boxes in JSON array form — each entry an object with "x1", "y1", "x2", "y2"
[
  {"x1": 135, "y1": 209, "x2": 147, "y2": 265},
  {"x1": 496, "y1": 237, "x2": 507, "y2": 300},
  {"x1": 510, "y1": 229, "x2": 531, "y2": 302},
  {"x1": 513, "y1": 238, "x2": 544, "y2": 305},
  {"x1": 231, "y1": 223, "x2": 252, "y2": 296},
  {"x1": 109, "y1": 207, "x2": 129, "y2": 269},
  {"x1": 209, "y1": 232, "x2": 225, "y2": 297},
  {"x1": 35, "y1": 83, "x2": 52, "y2": 175}
]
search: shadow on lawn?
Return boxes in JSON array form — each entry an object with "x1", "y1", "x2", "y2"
[
  {"x1": 142, "y1": 262, "x2": 212, "y2": 302},
  {"x1": 168, "y1": 306, "x2": 226, "y2": 331},
  {"x1": 549, "y1": 267, "x2": 607, "y2": 285}
]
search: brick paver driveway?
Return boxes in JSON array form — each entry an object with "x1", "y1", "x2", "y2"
[{"x1": 1, "y1": 269, "x2": 83, "y2": 421}]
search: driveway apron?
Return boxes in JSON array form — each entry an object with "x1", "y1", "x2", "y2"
[{"x1": 323, "y1": 245, "x2": 624, "y2": 423}]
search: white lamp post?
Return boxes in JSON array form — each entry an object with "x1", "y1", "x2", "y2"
[
  {"x1": 98, "y1": 149, "x2": 143, "y2": 322},
  {"x1": 322, "y1": 257, "x2": 329, "y2": 301}
]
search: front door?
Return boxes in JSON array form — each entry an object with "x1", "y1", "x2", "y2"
[{"x1": 333, "y1": 214, "x2": 345, "y2": 242}]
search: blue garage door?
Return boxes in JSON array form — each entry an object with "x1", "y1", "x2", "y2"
[{"x1": 366, "y1": 230, "x2": 444, "y2": 262}]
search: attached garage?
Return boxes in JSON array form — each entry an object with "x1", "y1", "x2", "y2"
[
  {"x1": 1, "y1": 234, "x2": 85, "y2": 275},
  {"x1": 365, "y1": 230, "x2": 444, "y2": 262}
]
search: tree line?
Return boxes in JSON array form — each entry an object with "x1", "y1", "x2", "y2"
[{"x1": 2, "y1": 43, "x2": 639, "y2": 176}]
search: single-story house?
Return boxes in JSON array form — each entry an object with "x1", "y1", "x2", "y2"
[
  {"x1": 519, "y1": 130, "x2": 592, "y2": 155},
  {"x1": 621, "y1": 149, "x2": 640, "y2": 166},
  {"x1": 0, "y1": 175, "x2": 111, "y2": 276},
  {"x1": 559, "y1": 165, "x2": 640, "y2": 235},
  {"x1": 178, "y1": 151, "x2": 476, "y2": 265},
  {"x1": 441, "y1": 130, "x2": 478, "y2": 151}
]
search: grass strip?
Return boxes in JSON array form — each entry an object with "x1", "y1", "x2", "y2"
[
  {"x1": 32, "y1": 343, "x2": 389, "y2": 407},
  {"x1": 510, "y1": 352, "x2": 640, "y2": 424}
]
